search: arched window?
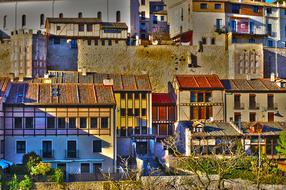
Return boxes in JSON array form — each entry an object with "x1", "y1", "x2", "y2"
[
  {"x1": 40, "y1": 14, "x2": 45, "y2": 26},
  {"x1": 78, "y1": 12, "x2": 82, "y2": 18},
  {"x1": 3, "y1": 15, "x2": 7, "y2": 29},
  {"x1": 22, "y1": 14, "x2": 26, "y2": 27},
  {"x1": 59, "y1": 13, "x2": 63, "y2": 18},
  {"x1": 97, "y1": 12, "x2": 102, "y2": 20},
  {"x1": 116, "y1": 11, "x2": 121, "y2": 22}
]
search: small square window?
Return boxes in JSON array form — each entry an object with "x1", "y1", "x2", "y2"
[
  {"x1": 80, "y1": 118, "x2": 87, "y2": 129},
  {"x1": 15, "y1": 117, "x2": 23, "y2": 129},
  {"x1": 87, "y1": 24, "x2": 93, "y2": 32},
  {"x1": 101, "y1": 118, "x2": 109, "y2": 129},
  {"x1": 58, "y1": 118, "x2": 66, "y2": 129},
  {"x1": 135, "y1": 109, "x2": 140, "y2": 117},
  {"x1": 108, "y1": 40, "x2": 112, "y2": 46},
  {"x1": 121, "y1": 109, "x2": 126, "y2": 117},
  {"x1": 69, "y1": 118, "x2": 76, "y2": 129},
  {"x1": 128, "y1": 93, "x2": 133, "y2": 99},
  {"x1": 93, "y1": 140, "x2": 102, "y2": 153},
  {"x1": 142, "y1": 109, "x2": 147, "y2": 116},
  {"x1": 128, "y1": 109, "x2": 133, "y2": 116},
  {"x1": 81, "y1": 163, "x2": 90, "y2": 173},
  {"x1": 79, "y1": 24, "x2": 84, "y2": 32},
  {"x1": 90, "y1": 118, "x2": 98, "y2": 129},
  {"x1": 141, "y1": 93, "x2": 147, "y2": 100},
  {"x1": 121, "y1": 93, "x2": 126, "y2": 100},
  {"x1": 101, "y1": 40, "x2": 105, "y2": 46},
  {"x1": 214, "y1": 4, "x2": 221, "y2": 9},
  {"x1": 16, "y1": 141, "x2": 26, "y2": 154},
  {"x1": 200, "y1": 3, "x2": 207, "y2": 9},
  {"x1": 56, "y1": 25, "x2": 61, "y2": 31},
  {"x1": 135, "y1": 93, "x2": 139, "y2": 99},
  {"x1": 47, "y1": 117, "x2": 55, "y2": 129}
]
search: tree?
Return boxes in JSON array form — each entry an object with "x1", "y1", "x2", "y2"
[
  {"x1": 19, "y1": 175, "x2": 33, "y2": 190},
  {"x1": 22, "y1": 152, "x2": 42, "y2": 173},
  {"x1": 276, "y1": 131, "x2": 286, "y2": 157}
]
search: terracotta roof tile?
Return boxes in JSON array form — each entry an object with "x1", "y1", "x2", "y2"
[
  {"x1": 176, "y1": 75, "x2": 224, "y2": 89},
  {"x1": 78, "y1": 84, "x2": 97, "y2": 104}
]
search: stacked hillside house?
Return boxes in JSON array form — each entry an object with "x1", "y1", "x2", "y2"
[
  {"x1": 167, "y1": 0, "x2": 286, "y2": 47},
  {"x1": 2, "y1": 80, "x2": 117, "y2": 181}
]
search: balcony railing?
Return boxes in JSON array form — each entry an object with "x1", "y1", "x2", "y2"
[
  {"x1": 40, "y1": 150, "x2": 55, "y2": 159},
  {"x1": 65, "y1": 150, "x2": 79, "y2": 159},
  {"x1": 234, "y1": 103, "x2": 244, "y2": 110},
  {"x1": 267, "y1": 103, "x2": 278, "y2": 110},
  {"x1": 249, "y1": 103, "x2": 260, "y2": 110}
]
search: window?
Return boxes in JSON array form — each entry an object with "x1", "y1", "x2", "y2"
[
  {"x1": 58, "y1": 118, "x2": 66, "y2": 129},
  {"x1": 108, "y1": 40, "x2": 112, "y2": 46},
  {"x1": 128, "y1": 127, "x2": 133, "y2": 136},
  {"x1": 249, "y1": 112, "x2": 256, "y2": 122},
  {"x1": 141, "y1": 93, "x2": 146, "y2": 100},
  {"x1": 78, "y1": 12, "x2": 83, "y2": 18},
  {"x1": 40, "y1": 14, "x2": 45, "y2": 26},
  {"x1": 90, "y1": 118, "x2": 98, "y2": 129},
  {"x1": 197, "y1": 93, "x2": 204, "y2": 102},
  {"x1": 87, "y1": 40, "x2": 91, "y2": 46},
  {"x1": 202, "y1": 37, "x2": 207, "y2": 45},
  {"x1": 234, "y1": 112, "x2": 241, "y2": 123},
  {"x1": 25, "y1": 117, "x2": 33, "y2": 129},
  {"x1": 214, "y1": 4, "x2": 221, "y2": 9},
  {"x1": 101, "y1": 40, "x2": 105, "y2": 46},
  {"x1": 0, "y1": 140, "x2": 4, "y2": 154},
  {"x1": 121, "y1": 93, "x2": 126, "y2": 100},
  {"x1": 93, "y1": 140, "x2": 102, "y2": 153},
  {"x1": 267, "y1": 94, "x2": 274, "y2": 109},
  {"x1": 128, "y1": 109, "x2": 133, "y2": 116},
  {"x1": 141, "y1": 0, "x2": 145, "y2": 5},
  {"x1": 94, "y1": 39, "x2": 98, "y2": 46},
  {"x1": 141, "y1": 11, "x2": 146, "y2": 20},
  {"x1": 161, "y1": 16, "x2": 164, "y2": 21},
  {"x1": 200, "y1": 3, "x2": 207, "y2": 9},
  {"x1": 253, "y1": 6, "x2": 259, "y2": 13},
  {"x1": 47, "y1": 117, "x2": 55, "y2": 129},
  {"x1": 191, "y1": 92, "x2": 196, "y2": 102},
  {"x1": 16, "y1": 141, "x2": 26, "y2": 154},
  {"x1": 141, "y1": 126, "x2": 147, "y2": 134},
  {"x1": 215, "y1": 19, "x2": 222, "y2": 30},
  {"x1": 59, "y1": 13, "x2": 63, "y2": 18},
  {"x1": 80, "y1": 118, "x2": 87, "y2": 129},
  {"x1": 79, "y1": 24, "x2": 84, "y2": 32},
  {"x1": 142, "y1": 109, "x2": 147, "y2": 116},
  {"x1": 266, "y1": 7, "x2": 272, "y2": 14},
  {"x1": 232, "y1": 4, "x2": 240, "y2": 14},
  {"x1": 128, "y1": 93, "x2": 133, "y2": 99},
  {"x1": 135, "y1": 109, "x2": 140, "y2": 117},
  {"x1": 56, "y1": 25, "x2": 61, "y2": 31},
  {"x1": 121, "y1": 109, "x2": 126, "y2": 117},
  {"x1": 206, "y1": 92, "x2": 212, "y2": 102},
  {"x1": 97, "y1": 12, "x2": 102, "y2": 20},
  {"x1": 42, "y1": 141, "x2": 52, "y2": 158},
  {"x1": 87, "y1": 24, "x2": 93, "y2": 32},
  {"x1": 3, "y1": 15, "x2": 7, "y2": 29},
  {"x1": 135, "y1": 93, "x2": 139, "y2": 99},
  {"x1": 249, "y1": 38, "x2": 255, "y2": 43},
  {"x1": 284, "y1": 9, "x2": 286, "y2": 15},
  {"x1": 267, "y1": 24, "x2": 272, "y2": 35},
  {"x1": 81, "y1": 163, "x2": 90, "y2": 173},
  {"x1": 234, "y1": 94, "x2": 241, "y2": 109},
  {"x1": 15, "y1": 117, "x2": 23, "y2": 129},
  {"x1": 135, "y1": 126, "x2": 140, "y2": 134},
  {"x1": 101, "y1": 118, "x2": 109, "y2": 129},
  {"x1": 152, "y1": 16, "x2": 158, "y2": 24},
  {"x1": 69, "y1": 118, "x2": 76, "y2": 129},
  {"x1": 211, "y1": 38, "x2": 215, "y2": 45},
  {"x1": 67, "y1": 140, "x2": 77, "y2": 158},
  {"x1": 181, "y1": 8, "x2": 184, "y2": 21},
  {"x1": 93, "y1": 163, "x2": 102, "y2": 173},
  {"x1": 268, "y1": 40, "x2": 273, "y2": 47},
  {"x1": 22, "y1": 14, "x2": 26, "y2": 27},
  {"x1": 121, "y1": 127, "x2": 126, "y2": 137},
  {"x1": 249, "y1": 94, "x2": 256, "y2": 109},
  {"x1": 116, "y1": 11, "x2": 121, "y2": 22}
]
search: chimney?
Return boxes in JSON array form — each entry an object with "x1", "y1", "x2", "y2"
[
  {"x1": 9, "y1": 73, "x2": 15, "y2": 82},
  {"x1": 82, "y1": 67, "x2": 87, "y2": 76},
  {"x1": 19, "y1": 73, "x2": 24, "y2": 82},
  {"x1": 103, "y1": 78, "x2": 114, "y2": 86},
  {"x1": 270, "y1": 72, "x2": 276, "y2": 82}
]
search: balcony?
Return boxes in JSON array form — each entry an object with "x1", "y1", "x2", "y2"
[
  {"x1": 40, "y1": 150, "x2": 55, "y2": 159},
  {"x1": 214, "y1": 25, "x2": 226, "y2": 34},
  {"x1": 65, "y1": 150, "x2": 79, "y2": 159},
  {"x1": 267, "y1": 103, "x2": 278, "y2": 110},
  {"x1": 234, "y1": 103, "x2": 244, "y2": 110},
  {"x1": 249, "y1": 103, "x2": 260, "y2": 110}
]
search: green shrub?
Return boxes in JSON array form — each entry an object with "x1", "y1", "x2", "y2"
[
  {"x1": 8, "y1": 175, "x2": 19, "y2": 190},
  {"x1": 10, "y1": 164, "x2": 28, "y2": 175},
  {"x1": 50, "y1": 168, "x2": 64, "y2": 185},
  {"x1": 22, "y1": 152, "x2": 42, "y2": 172},
  {"x1": 19, "y1": 175, "x2": 33, "y2": 190},
  {"x1": 30, "y1": 162, "x2": 52, "y2": 176}
]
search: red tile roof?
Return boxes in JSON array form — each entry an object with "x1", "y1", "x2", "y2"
[
  {"x1": 6, "y1": 83, "x2": 115, "y2": 106},
  {"x1": 152, "y1": 93, "x2": 176, "y2": 105},
  {"x1": 175, "y1": 75, "x2": 224, "y2": 89}
]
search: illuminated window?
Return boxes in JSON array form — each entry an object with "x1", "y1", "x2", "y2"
[{"x1": 200, "y1": 3, "x2": 207, "y2": 9}]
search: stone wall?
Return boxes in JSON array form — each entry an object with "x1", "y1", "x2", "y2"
[
  {"x1": 78, "y1": 44, "x2": 229, "y2": 92},
  {"x1": 264, "y1": 47, "x2": 286, "y2": 78},
  {"x1": 0, "y1": 41, "x2": 11, "y2": 77}
]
